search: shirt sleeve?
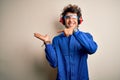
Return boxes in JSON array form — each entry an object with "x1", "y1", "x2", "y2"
[
  {"x1": 45, "y1": 37, "x2": 58, "y2": 68},
  {"x1": 73, "y1": 30, "x2": 98, "y2": 54}
]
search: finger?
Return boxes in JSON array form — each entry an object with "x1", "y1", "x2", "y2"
[
  {"x1": 57, "y1": 30, "x2": 64, "y2": 33},
  {"x1": 34, "y1": 33, "x2": 43, "y2": 40},
  {"x1": 34, "y1": 33, "x2": 40, "y2": 37},
  {"x1": 34, "y1": 33, "x2": 38, "y2": 37},
  {"x1": 34, "y1": 33, "x2": 39, "y2": 36}
]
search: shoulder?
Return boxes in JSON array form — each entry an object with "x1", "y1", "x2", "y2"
[
  {"x1": 54, "y1": 33, "x2": 64, "y2": 39},
  {"x1": 80, "y1": 30, "x2": 93, "y2": 38},
  {"x1": 52, "y1": 33, "x2": 64, "y2": 42}
]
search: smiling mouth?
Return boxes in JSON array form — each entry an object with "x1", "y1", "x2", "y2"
[{"x1": 68, "y1": 22, "x2": 75, "y2": 26}]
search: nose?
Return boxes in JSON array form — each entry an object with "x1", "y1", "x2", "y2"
[{"x1": 69, "y1": 18, "x2": 73, "y2": 22}]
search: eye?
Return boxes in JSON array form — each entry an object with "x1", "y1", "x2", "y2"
[
  {"x1": 64, "y1": 15, "x2": 78, "y2": 19},
  {"x1": 71, "y1": 15, "x2": 78, "y2": 19},
  {"x1": 64, "y1": 16, "x2": 70, "y2": 19}
]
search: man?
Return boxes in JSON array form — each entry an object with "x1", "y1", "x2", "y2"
[{"x1": 34, "y1": 4, "x2": 98, "y2": 80}]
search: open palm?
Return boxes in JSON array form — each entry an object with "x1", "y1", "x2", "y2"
[{"x1": 34, "y1": 33, "x2": 50, "y2": 42}]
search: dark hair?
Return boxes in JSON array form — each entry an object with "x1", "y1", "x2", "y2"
[{"x1": 61, "y1": 4, "x2": 82, "y2": 25}]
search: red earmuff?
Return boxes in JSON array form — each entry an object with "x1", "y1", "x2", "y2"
[
  {"x1": 79, "y1": 16, "x2": 83, "y2": 24},
  {"x1": 59, "y1": 17, "x2": 64, "y2": 24}
]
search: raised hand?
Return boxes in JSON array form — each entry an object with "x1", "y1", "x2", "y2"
[{"x1": 34, "y1": 33, "x2": 51, "y2": 43}]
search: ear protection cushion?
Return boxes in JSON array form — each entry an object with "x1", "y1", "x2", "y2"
[
  {"x1": 59, "y1": 16, "x2": 83, "y2": 25},
  {"x1": 59, "y1": 17, "x2": 64, "y2": 24},
  {"x1": 79, "y1": 17, "x2": 83, "y2": 24}
]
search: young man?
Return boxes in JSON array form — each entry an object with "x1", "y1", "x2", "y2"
[{"x1": 34, "y1": 4, "x2": 98, "y2": 80}]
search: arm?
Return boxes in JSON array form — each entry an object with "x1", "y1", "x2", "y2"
[
  {"x1": 73, "y1": 29, "x2": 98, "y2": 54},
  {"x1": 45, "y1": 37, "x2": 58, "y2": 68},
  {"x1": 34, "y1": 33, "x2": 57, "y2": 68}
]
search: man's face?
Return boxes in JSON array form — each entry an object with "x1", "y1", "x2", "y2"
[{"x1": 64, "y1": 12, "x2": 78, "y2": 28}]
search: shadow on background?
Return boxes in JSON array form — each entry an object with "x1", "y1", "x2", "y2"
[
  {"x1": 33, "y1": 56, "x2": 57, "y2": 80},
  {"x1": 32, "y1": 20, "x2": 60, "y2": 80}
]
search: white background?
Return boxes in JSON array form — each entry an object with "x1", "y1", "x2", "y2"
[{"x1": 0, "y1": 0, "x2": 120, "y2": 80}]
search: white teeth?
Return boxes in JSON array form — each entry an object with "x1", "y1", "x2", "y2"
[{"x1": 69, "y1": 23, "x2": 74, "y2": 26}]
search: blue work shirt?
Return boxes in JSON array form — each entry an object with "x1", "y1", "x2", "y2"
[{"x1": 45, "y1": 29, "x2": 98, "y2": 80}]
